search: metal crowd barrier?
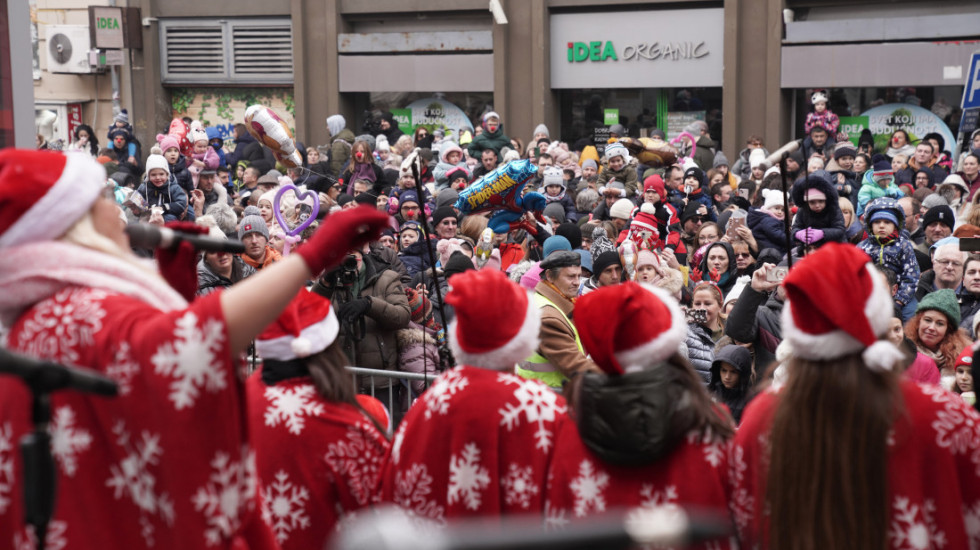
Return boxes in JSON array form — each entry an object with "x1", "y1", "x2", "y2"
[{"x1": 345, "y1": 366, "x2": 437, "y2": 426}]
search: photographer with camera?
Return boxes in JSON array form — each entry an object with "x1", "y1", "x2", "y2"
[{"x1": 312, "y1": 246, "x2": 411, "y2": 391}]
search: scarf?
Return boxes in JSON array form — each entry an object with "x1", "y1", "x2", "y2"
[
  {"x1": 542, "y1": 279, "x2": 576, "y2": 305},
  {"x1": 0, "y1": 241, "x2": 187, "y2": 327},
  {"x1": 261, "y1": 359, "x2": 310, "y2": 385},
  {"x1": 917, "y1": 345, "x2": 945, "y2": 369},
  {"x1": 351, "y1": 162, "x2": 376, "y2": 183},
  {"x1": 872, "y1": 230, "x2": 900, "y2": 247}
]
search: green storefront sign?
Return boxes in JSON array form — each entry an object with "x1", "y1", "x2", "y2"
[
  {"x1": 391, "y1": 108, "x2": 413, "y2": 135},
  {"x1": 567, "y1": 41, "x2": 618, "y2": 62}
]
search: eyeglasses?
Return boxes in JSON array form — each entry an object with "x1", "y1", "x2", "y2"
[{"x1": 935, "y1": 259, "x2": 964, "y2": 268}]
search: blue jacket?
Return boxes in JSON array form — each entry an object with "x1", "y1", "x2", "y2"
[
  {"x1": 136, "y1": 175, "x2": 189, "y2": 222},
  {"x1": 747, "y1": 208, "x2": 789, "y2": 254},
  {"x1": 205, "y1": 127, "x2": 228, "y2": 168},
  {"x1": 398, "y1": 239, "x2": 434, "y2": 279},
  {"x1": 857, "y1": 199, "x2": 919, "y2": 307}
]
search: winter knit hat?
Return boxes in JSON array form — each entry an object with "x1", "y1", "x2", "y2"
[
  {"x1": 444, "y1": 250, "x2": 476, "y2": 278},
  {"x1": 805, "y1": 188, "x2": 827, "y2": 202},
  {"x1": 749, "y1": 148, "x2": 768, "y2": 170},
  {"x1": 592, "y1": 250, "x2": 622, "y2": 278},
  {"x1": 955, "y1": 346, "x2": 973, "y2": 370},
  {"x1": 609, "y1": 198, "x2": 635, "y2": 220},
  {"x1": 533, "y1": 124, "x2": 550, "y2": 139},
  {"x1": 542, "y1": 166, "x2": 565, "y2": 188},
  {"x1": 684, "y1": 166, "x2": 706, "y2": 187},
  {"x1": 399, "y1": 190, "x2": 420, "y2": 207},
  {"x1": 440, "y1": 142, "x2": 463, "y2": 164},
  {"x1": 256, "y1": 289, "x2": 338, "y2": 361},
  {"x1": 145, "y1": 154, "x2": 170, "y2": 175},
  {"x1": 543, "y1": 235, "x2": 572, "y2": 258},
  {"x1": 921, "y1": 193, "x2": 949, "y2": 211},
  {"x1": 868, "y1": 208, "x2": 900, "y2": 228},
  {"x1": 916, "y1": 289, "x2": 961, "y2": 327},
  {"x1": 575, "y1": 282, "x2": 687, "y2": 374},
  {"x1": 781, "y1": 242, "x2": 904, "y2": 372},
  {"x1": 431, "y1": 206, "x2": 457, "y2": 227},
  {"x1": 582, "y1": 159, "x2": 598, "y2": 171},
  {"x1": 445, "y1": 268, "x2": 539, "y2": 370},
  {"x1": 543, "y1": 202, "x2": 567, "y2": 225},
  {"x1": 158, "y1": 135, "x2": 180, "y2": 154},
  {"x1": 922, "y1": 205, "x2": 955, "y2": 232},
  {"x1": 713, "y1": 150, "x2": 730, "y2": 169},
  {"x1": 833, "y1": 142, "x2": 857, "y2": 160},
  {"x1": 239, "y1": 210, "x2": 270, "y2": 241},
  {"x1": 681, "y1": 202, "x2": 707, "y2": 225},
  {"x1": 643, "y1": 175, "x2": 665, "y2": 197},
  {"x1": 437, "y1": 238, "x2": 465, "y2": 267},
  {"x1": 604, "y1": 142, "x2": 630, "y2": 163},
  {"x1": 435, "y1": 188, "x2": 459, "y2": 210},
  {"x1": 0, "y1": 150, "x2": 106, "y2": 248},
  {"x1": 636, "y1": 249, "x2": 660, "y2": 270},
  {"x1": 446, "y1": 166, "x2": 470, "y2": 184},
  {"x1": 591, "y1": 225, "x2": 615, "y2": 259},
  {"x1": 555, "y1": 222, "x2": 582, "y2": 250},
  {"x1": 114, "y1": 109, "x2": 129, "y2": 124},
  {"x1": 631, "y1": 203, "x2": 660, "y2": 234},
  {"x1": 762, "y1": 188, "x2": 787, "y2": 211}
]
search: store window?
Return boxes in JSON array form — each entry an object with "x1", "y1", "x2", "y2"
[
  {"x1": 558, "y1": 88, "x2": 723, "y2": 148},
  {"x1": 792, "y1": 86, "x2": 964, "y2": 155},
  {"x1": 352, "y1": 92, "x2": 493, "y2": 142}
]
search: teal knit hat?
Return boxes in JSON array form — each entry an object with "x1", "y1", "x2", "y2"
[{"x1": 916, "y1": 289, "x2": 961, "y2": 326}]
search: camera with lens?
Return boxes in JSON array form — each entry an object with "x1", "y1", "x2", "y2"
[
  {"x1": 323, "y1": 254, "x2": 360, "y2": 289},
  {"x1": 361, "y1": 111, "x2": 383, "y2": 137}
]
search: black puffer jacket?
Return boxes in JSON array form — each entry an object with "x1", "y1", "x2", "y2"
[
  {"x1": 196, "y1": 257, "x2": 255, "y2": 297},
  {"x1": 574, "y1": 366, "x2": 701, "y2": 466},
  {"x1": 724, "y1": 286, "x2": 783, "y2": 371},
  {"x1": 707, "y1": 345, "x2": 754, "y2": 425},
  {"x1": 790, "y1": 170, "x2": 846, "y2": 244}
]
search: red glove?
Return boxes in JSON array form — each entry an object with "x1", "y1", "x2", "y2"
[
  {"x1": 157, "y1": 221, "x2": 208, "y2": 302},
  {"x1": 296, "y1": 205, "x2": 390, "y2": 276}
]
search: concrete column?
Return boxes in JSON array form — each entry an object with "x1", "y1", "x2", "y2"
[
  {"x1": 129, "y1": 0, "x2": 169, "y2": 153},
  {"x1": 722, "y1": 0, "x2": 787, "y2": 159}
]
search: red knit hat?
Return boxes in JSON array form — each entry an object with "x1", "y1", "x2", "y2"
[
  {"x1": 630, "y1": 202, "x2": 661, "y2": 233},
  {"x1": 643, "y1": 174, "x2": 665, "y2": 197},
  {"x1": 575, "y1": 282, "x2": 687, "y2": 375},
  {"x1": 0, "y1": 150, "x2": 107, "y2": 248},
  {"x1": 256, "y1": 289, "x2": 339, "y2": 361},
  {"x1": 781, "y1": 242, "x2": 903, "y2": 371},
  {"x1": 445, "y1": 268, "x2": 539, "y2": 370},
  {"x1": 955, "y1": 346, "x2": 973, "y2": 370}
]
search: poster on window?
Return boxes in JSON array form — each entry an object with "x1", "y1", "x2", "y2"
[
  {"x1": 860, "y1": 103, "x2": 956, "y2": 155},
  {"x1": 403, "y1": 98, "x2": 475, "y2": 141}
]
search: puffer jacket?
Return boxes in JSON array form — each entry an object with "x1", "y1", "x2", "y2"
[
  {"x1": 747, "y1": 208, "x2": 789, "y2": 254},
  {"x1": 196, "y1": 256, "x2": 255, "y2": 296},
  {"x1": 790, "y1": 170, "x2": 846, "y2": 243},
  {"x1": 685, "y1": 323, "x2": 717, "y2": 384},
  {"x1": 856, "y1": 169, "x2": 902, "y2": 216},
  {"x1": 857, "y1": 198, "x2": 920, "y2": 307},
  {"x1": 573, "y1": 366, "x2": 702, "y2": 466},
  {"x1": 395, "y1": 321, "x2": 441, "y2": 393},
  {"x1": 398, "y1": 239, "x2": 434, "y2": 279},
  {"x1": 725, "y1": 286, "x2": 782, "y2": 370},
  {"x1": 467, "y1": 125, "x2": 511, "y2": 159},
  {"x1": 167, "y1": 155, "x2": 194, "y2": 194},
  {"x1": 135, "y1": 175, "x2": 189, "y2": 222}
]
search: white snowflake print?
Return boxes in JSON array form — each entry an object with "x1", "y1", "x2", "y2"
[
  {"x1": 447, "y1": 443, "x2": 491, "y2": 511},
  {"x1": 324, "y1": 424, "x2": 384, "y2": 506},
  {"x1": 889, "y1": 496, "x2": 947, "y2": 549},
  {"x1": 502, "y1": 463, "x2": 539, "y2": 510},
  {"x1": 104, "y1": 341, "x2": 140, "y2": 396},
  {"x1": 630, "y1": 485, "x2": 684, "y2": 544},
  {"x1": 393, "y1": 463, "x2": 446, "y2": 530},
  {"x1": 569, "y1": 459, "x2": 609, "y2": 517},
  {"x1": 105, "y1": 421, "x2": 175, "y2": 547},
  {"x1": 260, "y1": 470, "x2": 310, "y2": 544},
  {"x1": 0, "y1": 422, "x2": 13, "y2": 514},
  {"x1": 391, "y1": 420, "x2": 408, "y2": 465},
  {"x1": 919, "y1": 384, "x2": 980, "y2": 474},
  {"x1": 424, "y1": 368, "x2": 469, "y2": 419},
  {"x1": 49, "y1": 405, "x2": 92, "y2": 477},
  {"x1": 639, "y1": 484, "x2": 679, "y2": 508},
  {"x1": 688, "y1": 429, "x2": 725, "y2": 469},
  {"x1": 191, "y1": 447, "x2": 258, "y2": 546},
  {"x1": 13, "y1": 520, "x2": 68, "y2": 550},
  {"x1": 152, "y1": 311, "x2": 227, "y2": 410},
  {"x1": 727, "y1": 444, "x2": 754, "y2": 532},
  {"x1": 544, "y1": 501, "x2": 570, "y2": 531},
  {"x1": 497, "y1": 373, "x2": 566, "y2": 452},
  {"x1": 963, "y1": 500, "x2": 980, "y2": 550},
  {"x1": 264, "y1": 385, "x2": 325, "y2": 435},
  {"x1": 16, "y1": 287, "x2": 107, "y2": 364}
]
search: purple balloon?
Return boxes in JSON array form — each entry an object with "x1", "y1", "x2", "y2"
[{"x1": 273, "y1": 184, "x2": 320, "y2": 238}]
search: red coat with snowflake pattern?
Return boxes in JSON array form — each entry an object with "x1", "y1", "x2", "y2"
[
  {"x1": 0, "y1": 288, "x2": 277, "y2": 550},
  {"x1": 729, "y1": 380, "x2": 980, "y2": 549},
  {"x1": 378, "y1": 366, "x2": 566, "y2": 526},
  {"x1": 246, "y1": 370, "x2": 390, "y2": 550},
  {"x1": 543, "y1": 420, "x2": 734, "y2": 548}
]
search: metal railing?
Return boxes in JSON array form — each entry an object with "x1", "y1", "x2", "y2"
[{"x1": 345, "y1": 366, "x2": 438, "y2": 426}]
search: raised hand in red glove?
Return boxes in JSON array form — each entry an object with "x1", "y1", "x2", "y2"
[
  {"x1": 157, "y1": 221, "x2": 209, "y2": 302},
  {"x1": 296, "y1": 205, "x2": 391, "y2": 276}
]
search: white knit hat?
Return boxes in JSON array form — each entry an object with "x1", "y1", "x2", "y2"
[
  {"x1": 145, "y1": 154, "x2": 170, "y2": 175},
  {"x1": 762, "y1": 188, "x2": 787, "y2": 210}
]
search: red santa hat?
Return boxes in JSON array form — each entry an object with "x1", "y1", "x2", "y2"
[
  {"x1": 781, "y1": 242, "x2": 903, "y2": 371},
  {"x1": 0, "y1": 150, "x2": 107, "y2": 249},
  {"x1": 444, "y1": 268, "x2": 539, "y2": 370},
  {"x1": 575, "y1": 282, "x2": 687, "y2": 375},
  {"x1": 630, "y1": 202, "x2": 660, "y2": 233},
  {"x1": 256, "y1": 289, "x2": 339, "y2": 361}
]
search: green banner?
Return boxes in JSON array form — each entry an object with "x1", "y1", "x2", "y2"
[
  {"x1": 604, "y1": 109, "x2": 619, "y2": 126},
  {"x1": 839, "y1": 116, "x2": 869, "y2": 146},
  {"x1": 391, "y1": 108, "x2": 413, "y2": 135}
]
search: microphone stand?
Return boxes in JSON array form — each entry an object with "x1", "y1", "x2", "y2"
[{"x1": 0, "y1": 348, "x2": 118, "y2": 550}]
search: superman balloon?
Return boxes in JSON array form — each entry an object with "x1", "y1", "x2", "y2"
[{"x1": 455, "y1": 160, "x2": 546, "y2": 233}]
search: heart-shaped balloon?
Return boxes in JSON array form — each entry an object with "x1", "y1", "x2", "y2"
[
  {"x1": 273, "y1": 184, "x2": 320, "y2": 239},
  {"x1": 669, "y1": 131, "x2": 697, "y2": 164}
]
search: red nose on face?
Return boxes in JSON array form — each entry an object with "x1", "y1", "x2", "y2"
[{"x1": 356, "y1": 152, "x2": 363, "y2": 159}]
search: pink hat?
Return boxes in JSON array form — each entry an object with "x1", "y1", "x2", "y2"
[
  {"x1": 158, "y1": 135, "x2": 180, "y2": 153},
  {"x1": 805, "y1": 188, "x2": 827, "y2": 202}
]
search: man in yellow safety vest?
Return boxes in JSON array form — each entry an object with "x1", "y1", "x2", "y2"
[{"x1": 517, "y1": 250, "x2": 600, "y2": 388}]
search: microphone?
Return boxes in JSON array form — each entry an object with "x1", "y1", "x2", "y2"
[
  {"x1": 332, "y1": 505, "x2": 733, "y2": 550},
  {"x1": 0, "y1": 348, "x2": 118, "y2": 396},
  {"x1": 126, "y1": 224, "x2": 245, "y2": 254}
]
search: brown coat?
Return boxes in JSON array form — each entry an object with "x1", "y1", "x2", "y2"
[{"x1": 533, "y1": 281, "x2": 600, "y2": 378}]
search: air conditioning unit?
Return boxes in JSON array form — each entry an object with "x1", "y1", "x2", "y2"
[{"x1": 45, "y1": 25, "x2": 97, "y2": 74}]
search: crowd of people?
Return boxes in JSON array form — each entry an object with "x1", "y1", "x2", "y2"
[{"x1": 1, "y1": 92, "x2": 980, "y2": 549}]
